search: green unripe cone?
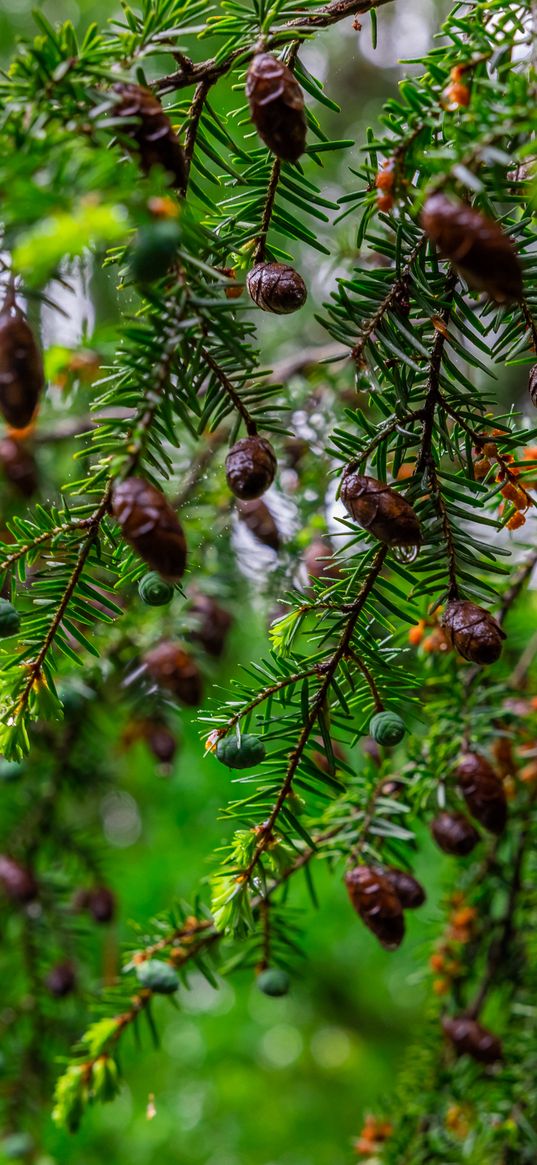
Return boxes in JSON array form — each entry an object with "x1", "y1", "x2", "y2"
[
  {"x1": 257, "y1": 968, "x2": 290, "y2": 997},
  {"x1": 216, "y1": 733, "x2": 266, "y2": 770},
  {"x1": 0, "y1": 599, "x2": 20, "y2": 638},
  {"x1": 135, "y1": 958, "x2": 179, "y2": 994},
  {"x1": 369, "y1": 711, "x2": 406, "y2": 747},
  {"x1": 138, "y1": 571, "x2": 174, "y2": 606},
  {"x1": 130, "y1": 220, "x2": 182, "y2": 284}
]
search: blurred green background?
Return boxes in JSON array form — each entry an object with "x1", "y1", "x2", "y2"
[{"x1": 0, "y1": 2, "x2": 455, "y2": 1163}]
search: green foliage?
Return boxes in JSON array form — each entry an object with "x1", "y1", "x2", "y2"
[{"x1": 0, "y1": 0, "x2": 536, "y2": 1162}]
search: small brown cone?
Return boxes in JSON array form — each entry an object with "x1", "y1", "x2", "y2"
[
  {"x1": 144, "y1": 641, "x2": 203, "y2": 707},
  {"x1": 377, "y1": 866, "x2": 426, "y2": 909},
  {"x1": 0, "y1": 855, "x2": 38, "y2": 903},
  {"x1": 344, "y1": 865, "x2": 405, "y2": 950},
  {"x1": 0, "y1": 436, "x2": 38, "y2": 497},
  {"x1": 456, "y1": 751, "x2": 507, "y2": 835},
  {"x1": 112, "y1": 476, "x2": 187, "y2": 581},
  {"x1": 46, "y1": 961, "x2": 76, "y2": 998},
  {"x1": 247, "y1": 263, "x2": 307, "y2": 314},
  {"x1": 246, "y1": 53, "x2": 307, "y2": 162},
  {"x1": 303, "y1": 537, "x2": 340, "y2": 582},
  {"x1": 225, "y1": 437, "x2": 277, "y2": 500},
  {"x1": 421, "y1": 194, "x2": 523, "y2": 304},
  {"x1": 0, "y1": 307, "x2": 44, "y2": 429},
  {"x1": 86, "y1": 886, "x2": 116, "y2": 923},
  {"x1": 431, "y1": 811, "x2": 479, "y2": 856},
  {"x1": 188, "y1": 592, "x2": 233, "y2": 658},
  {"x1": 340, "y1": 470, "x2": 421, "y2": 548},
  {"x1": 441, "y1": 599, "x2": 505, "y2": 666},
  {"x1": 237, "y1": 498, "x2": 281, "y2": 551},
  {"x1": 442, "y1": 1015, "x2": 502, "y2": 1064},
  {"x1": 112, "y1": 82, "x2": 187, "y2": 191},
  {"x1": 143, "y1": 720, "x2": 177, "y2": 765}
]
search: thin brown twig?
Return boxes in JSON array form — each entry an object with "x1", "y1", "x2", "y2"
[
  {"x1": 351, "y1": 236, "x2": 426, "y2": 366},
  {"x1": 347, "y1": 648, "x2": 384, "y2": 712},
  {"x1": 208, "y1": 663, "x2": 329, "y2": 743},
  {"x1": 201, "y1": 347, "x2": 258, "y2": 437},
  {"x1": 415, "y1": 271, "x2": 459, "y2": 598},
  {"x1": 183, "y1": 78, "x2": 213, "y2": 185},
  {"x1": 254, "y1": 156, "x2": 282, "y2": 265},
  {"x1": 156, "y1": 0, "x2": 396, "y2": 95}
]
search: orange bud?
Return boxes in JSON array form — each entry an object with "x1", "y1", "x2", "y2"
[
  {"x1": 451, "y1": 906, "x2": 477, "y2": 927},
  {"x1": 507, "y1": 511, "x2": 526, "y2": 530},
  {"x1": 473, "y1": 457, "x2": 491, "y2": 480},
  {"x1": 408, "y1": 620, "x2": 426, "y2": 646},
  {"x1": 445, "y1": 81, "x2": 470, "y2": 107},
  {"x1": 375, "y1": 160, "x2": 395, "y2": 191},
  {"x1": 377, "y1": 193, "x2": 394, "y2": 212},
  {"x1": 433, "y1": 978, "x2": 450, "y2": 996},
  {"x1": 354, "y1": 1139, "x2": 375, "y2": 1156},
  {"x1": 430, "y1": 952, "x2": 445, "y2": 972},
  {"x1": 501, "y1": 481, "x2": 527, "y2": 509},
  {"x1": 482, "y1": 442, "x2": 497, "y2": 458},
  {"x1": 147, "y1": 196, "x2": 179, "y2": 218},
  {"x1": 520, "y1": 761, "x2": 537, "y2": 784},
  {"x1": 396, "y1": 462, "x2": 415, "y2": 480}
]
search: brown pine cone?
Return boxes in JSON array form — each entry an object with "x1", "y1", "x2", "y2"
[
  {"x1": 456, "y1": 751, "x2": 507, "y2": 835},
  {"x1": 112, "y1": 476, "x2": 187, "y2": 581},
  {"x1": 340, "y1": 470, "x2": 421, "y2": 548},
  {"x1": 187, "y1": 592, "x2": 233, "y2": 658},
  {"x1": 344, "y1": 865, "x2": 405, "y2": 950},
  {"x1": 143, "y1": 720, "x2": 177, "y2": 765},
  {"x1": 303, "y1": 537, "x2": 340, "y2": 582},
  {"x1": 421, "y1": 194, "x2": 523, "y2": 304},
  {"x1": 112, "y1": 82, "x2": 187, "y2": 191},
  {"x1": 237, "y1": 498, "x2": 281, "y2": 551},
  {"x1": 0, "y1": 437, "x2": 38, "y2": 497},
  {"x1": 431, "y1": 811, "x2": 479, "y2": 856},
  {"x1": 46, "y1": 961, "x2": 76, "y2": 998},
  {"x1": 0, "y1": 855, "x2": 38, "y2": 903},
  {"x1": 441, "y1": 599, "x2": 505, "y2": 666},
  {"x1": 283, "y1": 436, "x2": 309, "y2": 468},
  {"x1": 247, "y1": 263, "x2": 307, "y2": 314},
  {"x1": 225, "y1": 437, "x2": 277, "y2": 500},
  {"x1": 86, "y1": 886, "x2": 116, "y2": 924},
  {"x1": 144, "y1": 641, "x2": 203, "y2": 706},
  {"x1": 246, "y1": 52, "x2": 307, "y2": 162},
  {"x1": 377, "y1": 866, "x2": 426, "y2": 909},
  {"x1": 0, "y1": 307, "x2": 44, "y2": 429},
  {"x1": 442, "y1": 1015, "x2": 502, "y2": 1064},
  {"x1": 529, "y1": 366, "x2": 537, "y2": 408}
]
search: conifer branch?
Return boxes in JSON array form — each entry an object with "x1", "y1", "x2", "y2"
[
  {"x1": 466, "y1": 801, "x2": 534, "y2": 1020},
  {"x1": 351, "y1": 237, "x2": 426, "y2": 365},
  {"x1": 156, "y1": 0, "x2": 396, "y2": 94},
  {"x1": 242, "y1": 545, "x2": 388, "y2": 881}
]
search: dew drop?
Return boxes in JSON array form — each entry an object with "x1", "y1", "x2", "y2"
[{"x1": 393, "y1": 543, "x2": 419, "y2": 564}]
